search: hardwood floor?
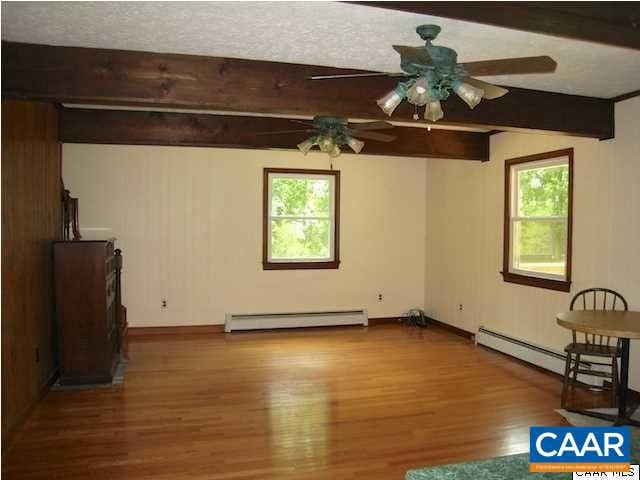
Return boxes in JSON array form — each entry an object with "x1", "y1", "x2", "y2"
[{"x1": 5, "y1": 324, "x2": 571, "y2": 480}]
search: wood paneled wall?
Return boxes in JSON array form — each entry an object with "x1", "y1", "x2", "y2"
[
  {"x1": 424, "y1": 97, "x2": 640, "y2": 391},
  {"x1": 62, "y1": 144, "x2": 427, "y2": 328},
  {"x1": 1, "y1": 100, "x2": 61, "y2": 447}
]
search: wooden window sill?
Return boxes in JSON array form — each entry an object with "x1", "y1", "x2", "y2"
[
  {"x1": 263, "y1": 261, "x2": 340, "y2": 271},
  {"x1": 501, "y1": 271, "x2": 571, "y2": 292}
]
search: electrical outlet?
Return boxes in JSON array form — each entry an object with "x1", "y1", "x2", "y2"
[
  {"x1": 378, "y1": 293, "x2": 383, "y2": 302},
  {"x1": 459, "y1": 304, "x2": 464, "y2": 312},
  {"x1": 161, "y1": 299, "x2": 167, "y2": 309}
]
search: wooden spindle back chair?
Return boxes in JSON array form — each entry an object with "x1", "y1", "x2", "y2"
[
  {"x1": 561, "y1": 288, "x2": 628, "y2": 408},
  {"x1": 570, "y1": 288, "x2": 628, "y2": 349}
]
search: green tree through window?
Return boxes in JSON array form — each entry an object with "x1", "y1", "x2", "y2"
[
  {"x1": 518, "y1": 165, "x2": 568, "y2": 217},
  {"x1": 503, "y1": 149, "x2": 573, "y2": 290},
  {"x1": 517, "y1": 165, "x2": 568, "y2": 273},
  {"x1": 266, "y1": 171, "x2": 337, "y2": 265}
]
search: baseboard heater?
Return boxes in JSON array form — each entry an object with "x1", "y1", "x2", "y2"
[
  {"x1": 476, "y1": 326, "x2": 604, "y2": 386},
  {"x1": 225, "y1": 309, "x2": 368, "y2": 332}
]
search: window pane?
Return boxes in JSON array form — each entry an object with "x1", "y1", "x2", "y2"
[
  {"x1": 271, "y1": 218, "x2": 331, "y2": 260},
  {"x1": 517, "y1": 164, "x2": 568, "y2": 217},
  {"x1": 271, "y1": 177, "x2": 331, "y2": 217},
  {"x1": 512, "y1": 219, "x2": 567, "y2": 277}
]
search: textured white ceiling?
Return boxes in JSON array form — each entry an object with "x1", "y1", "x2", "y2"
[{"x1": 2, "y1": 1, "x2": 639, "y2": 98}]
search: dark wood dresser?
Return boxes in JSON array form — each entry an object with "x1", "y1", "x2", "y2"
[{"x1": 53, "y1": 239, "x2": 124, "y2": 385}]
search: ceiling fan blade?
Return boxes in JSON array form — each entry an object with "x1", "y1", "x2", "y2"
[
  {"x1": 289, "y1": 120, "x2": 316, "y2": 127},
  {"x1": 255, "y1": 129, "x2": 316, "y2": 136},
  {"x1": 349, "y1": 121, "x2": 394, "y2": 131},
  {"x1": 463, "y1": 77, "x2": 509, "y2": 100},
  {"x1": 393, "y1": 45, "x2": 433, "y2": 66},
  {"x1": 351, "y1": 131, "x2": 397, "y2": 143},
  {"x1": 461, "y1": 56, "x2": 557, "y2": 76},
  {"x1": 308, "y1": 72, "x2": 404, "y2": 80}
]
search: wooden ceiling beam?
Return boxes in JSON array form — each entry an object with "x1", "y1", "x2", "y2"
[
  {"x1": 2, "y1": 41, "x2": 614, "y2": 139},
  {"x1": 58, "y1": 108, "x2": 490, "y2": 161},
  {"x1": 347, "y1": 2, "x2": 640, "y2": 51}
]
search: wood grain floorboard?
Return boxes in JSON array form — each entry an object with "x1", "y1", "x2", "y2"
[{"x1": 5, "y1": 325, "x2": 578, "y2": 479}]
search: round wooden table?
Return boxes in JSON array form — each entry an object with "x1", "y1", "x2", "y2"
[{"x1": 557, "y1": 310, "x2": 640, "y2": 426}]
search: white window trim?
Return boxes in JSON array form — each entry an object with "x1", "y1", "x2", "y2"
[
  {"x1": 508, "y1": 156, "x2": 569, "y2": 282},
  {"x1": 267, "y1": 172, "x2": 336, "y2": 263}
]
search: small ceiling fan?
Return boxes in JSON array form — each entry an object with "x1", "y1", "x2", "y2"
[
  {"x1": 309, "y1": 24, "x2": 557, "y2": 122},
  {"x1": 258, "y1": 116, "x2": 396, "y2": 158}
]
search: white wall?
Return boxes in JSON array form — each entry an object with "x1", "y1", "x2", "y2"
[
  {"x1": 63, "y1": 98, "x2": 639, "y2": 388},
  {"x1": 425, "y1": 97, "x2": 640, "y2": 389},
  {"x1": 63, "y1": 145, "x2": 427, "y2": 327}
]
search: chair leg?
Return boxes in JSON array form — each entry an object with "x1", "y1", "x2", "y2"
[
  {"x1": 572, "y1": 354, "x2": 581, "y2": 383},
  {"x1": 611, "y1": 357, "x2": 619, "y2": 407},
  {"x1": 561, "y1": 353, "x2": 572, "y2": 409}
]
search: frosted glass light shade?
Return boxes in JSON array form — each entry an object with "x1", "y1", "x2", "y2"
[
  {"x1": 424, "y1": 101, "x2": 444, "y2": 122},
  {"x1": 347, "y1": 137, "x2": 365, "y2": 154},
  {"x1": 376, "y1": 87, "x2": 405, "y2": 116},
  {"x1": 406, "y1": 77, "x2": 430, "y2": 106},
  {"x1": 453, "y1": 82, "x2": 485, "y2": 109},
  {"x1": 297, "y1": 137, "x2": 316, "y2": 155},
  {"x1": 317, "y1": 135, "x2": 335, "y2": 153}
]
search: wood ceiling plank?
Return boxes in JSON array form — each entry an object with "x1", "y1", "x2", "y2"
[
  {"x1": 2, "y1": 41, "x2": 614, "y2": 139},
  {"x1": 58, "y1": 108, "x2": 490, "y2": 161}
]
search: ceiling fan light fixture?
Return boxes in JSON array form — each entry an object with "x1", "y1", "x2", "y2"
[
  {"x1": 406, "y1": 77, "x2": 431, "y2": 106},
  {"x1": 347, "y1": 137, "x2": 365, "y2": 154},
  {"x1": 297, "y1": 137, "x2": 317, "y2": 155},
  {"x1": 376, "y1": 84, "x2": 407, "y2": 116},
  {"x1": 309, "y1": 25, "x2": 556, "y2": 125},
  {"x1": 317, "y1": 135, "x2": 336, "y2": 153},
  {"x1": 264, "y1": 116, "x2": 394, "y2": 159},
  {"x1": 424, "y1": 101, "x2": 444, "y2": 122},
  {"x1": 453, "y1": 81, "x2": 485, "y2": 109},
  {"x1": 329, "y1": 145, "x2": 341, "y2": 158}
]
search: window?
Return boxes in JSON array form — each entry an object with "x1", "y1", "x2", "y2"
[
  {"x1": 263, "y1": 168, "x2": 340, "y2": 270},
  {"x1": 502, "y1": 149, "x2": 573, "y2": 291}
]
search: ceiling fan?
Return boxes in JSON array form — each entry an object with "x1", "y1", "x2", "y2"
[
  {"x1": 309, "y1": 24, "x2": 557, "y2": 122},
  {"x1": 258, "y1": 116, "x2": 396, "y2": 158}
]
